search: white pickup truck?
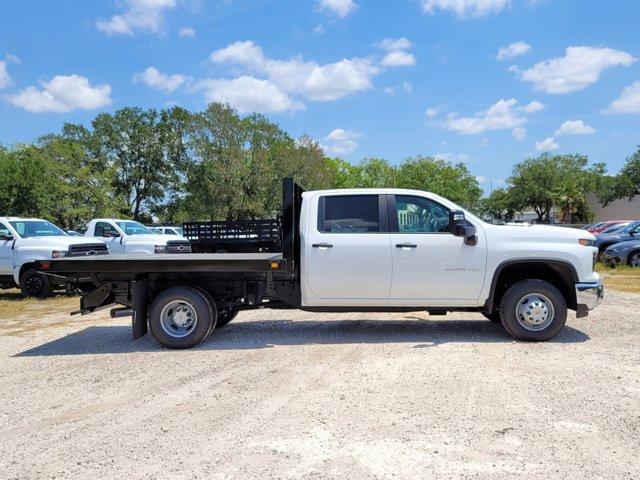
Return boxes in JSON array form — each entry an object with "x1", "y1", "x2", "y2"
[
  {"x1": 0, "y1": 217, "x2": 108, "y2": 297},
  {"x1": 40, "y1": 179, "x2": 603, "y2": 349},
  {"x1": 84, "y1": 219, "x2": 191, "y2": 254}
]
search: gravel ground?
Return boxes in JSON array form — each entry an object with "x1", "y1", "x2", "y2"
[{"x1": 1, "y1": 290, "x2": 639, "y2": 480}]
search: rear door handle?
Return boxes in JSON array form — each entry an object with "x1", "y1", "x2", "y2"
[
  {"x1": 396, "y1": 243, "x2": 417, "y2": 249},
  {"x1": 312, "y1": 243, "x2": 333, "y2": 249}
]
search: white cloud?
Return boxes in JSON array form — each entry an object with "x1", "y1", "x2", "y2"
[
  {"x1": 535, "y1": 137, "x2": 560, "y2": 151},
  {"x1": 5, "y1": 53, "x2": 21, "y2": 65},
  {"x1": 442, "y1": 98, "x2": 527, "y2": 135},
  {"x1": 426, "y1": 107, "x2": 439, "y2": 118},
  {"x1": 97, "y1": 0, "x2": 177, "y2": 35},
  {"x1": 133, "y1": 66, "x2": 188, "y2": 93},
  {"x1": 517, "y1": 46, "x2": 636, "y2": 94},
  {"x1": 383, "y1": 87, "x2": 396, "y2": 95},
  {"x1": 209, "y1": 40, "x2": 380, "y2": 103},
  {"x1": 605, "y1": 81, "x2": 640, "y2": 114},
  {"x1": 497, "y1": 41, "x2": 531, "y2": 61},
  {"x1": 434, "y1": 152, "x2": 470, "y2": 163},
  {"x1": 403, "y1": 81, "x2": 413, "y2": 93},
  {"x1": 321, "y1": 128, "x2": 361, "y2": 155},
  {"x1": 179, "y1": 26, "x2": 196, "y2": 38},
  {"x1": 476, "y1": 175, "x2": 487, "y2": 183},
  {"x1": 0, "y1": 61, "x2": 10, "y2": 89},
  {"x1": 317, "y1": 0, "x2": 358, "y2": 18},
  {"x1": 376, "y1": 37, "x2": 416, "y2": 67},
  {"x1": 421, "y1": 0, "x2": 510, "y2": 18},
  {"x1": 521, "y1": 100, "x2": 544, "y2": 113},
  {"x1": 7, "y1": 74, "x2": 112, "y2": 113},
  {"x1": 512, "y1": 126, "x2": 526, "y2": 140},
  {"x1": 555, "y1": 119, "x2": 595, "y2": 136},
  {"x1": 196, "y1": 76, "x2": 304, "y2": 114}
]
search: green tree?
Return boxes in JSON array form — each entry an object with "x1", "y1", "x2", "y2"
[
  {"x1": 478, "y1": 188, "x2": 518, "y2": 222},
  {"x1": 395, "y1": 156, "x2": 483, "y2": 208},
  {"x1": 508, "y1": 153, "x2": 605, "y2": 223},
  {"x1": 90, "y1": 106, "x2": 190, "y2": 221},
  {"x1": 602, "y1": 146, "x2": 640, "y2": 205},
  {"x1": 0, "y1": 145, "x2": 53, "y2": 219}
]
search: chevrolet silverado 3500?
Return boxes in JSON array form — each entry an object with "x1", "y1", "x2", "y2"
[{"x1": 38, "y1": 179, "x2": 603, "y2": 348}]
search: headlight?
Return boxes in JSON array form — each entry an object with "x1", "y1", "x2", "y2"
[
  {"x1": 154, "y1": 245, "x2": 167, "y2": 254},
  {"x1": 52, "y1": 250, "x2": 68, "y2": 258},
  {"x1": 579, "y1": 238, "x2": 595, "y2": 247}
]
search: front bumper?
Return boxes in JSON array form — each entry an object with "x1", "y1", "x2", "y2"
[{"x1": 575, "y1": 279, "x2": 604, "y2": 318}]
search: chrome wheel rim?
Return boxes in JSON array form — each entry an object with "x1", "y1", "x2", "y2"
[
  {"x1": 160, "y1": 300, "x2": 198, "y2": 338},
  {"x1": 631, "y1": 254, "x2": 640, "y2": 268},
  {"x1": 515, "y1": 293, "x2": 554, "y2": 331}
]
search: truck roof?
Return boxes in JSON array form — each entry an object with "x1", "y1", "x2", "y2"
[{"x1": 0, "y1": 217, "x2": 46, "y2": 222}]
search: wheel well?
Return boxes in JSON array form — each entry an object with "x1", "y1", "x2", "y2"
[
  {"x1": 488, "y1": 261, "x2": 577, "y2": 312},
  {"x1": 18, "y1": 262, "x2": 37, "y2": 280}
]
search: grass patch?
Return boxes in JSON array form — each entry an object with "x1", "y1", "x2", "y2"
[
  {"x1": 595, "y1": 263, "x2": 640, "y2": 293},
  {"x1": 0, "y1": 289, "x2": 78, "y2": 319}
]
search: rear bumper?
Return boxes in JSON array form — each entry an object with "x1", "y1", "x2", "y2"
[{"x1": 575, "y1": 279, "x2": 604, "y2": 318}]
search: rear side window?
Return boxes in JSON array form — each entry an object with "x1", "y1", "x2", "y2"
[{"x1": 318, "y1": 195, "x2": 380, "y2": 233}]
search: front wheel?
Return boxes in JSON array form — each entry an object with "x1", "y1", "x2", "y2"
[
  {"x1": 19, "y1": 269, "x2": 53, "y2": 298},
  {"x1": 499, "y1": 279, "x2": 567, "y2": 341},
  {"x1": 148, "y1": 286, "x2": 216, "y2": 349},
  {"x1": 628, "y1": 252, "x2": 640, "y2": 268}
]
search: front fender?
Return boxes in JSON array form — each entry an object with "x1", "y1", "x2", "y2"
[{"x1": 13, "y1": 250, "x2": 53, "y2": 284}]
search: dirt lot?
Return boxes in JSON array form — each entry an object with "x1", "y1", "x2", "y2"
[{"x1": 1, "y1": 288, "x2": 639, "y2": 480}]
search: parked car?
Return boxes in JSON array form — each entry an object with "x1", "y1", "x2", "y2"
[
  {"x1": 0, "y1": 217, "x2": 108, "y2": 297},
  {"x1": 594, "y1": 221, "x2": 640, "y2": 253},
  {"x1": 39, "y1": 179, "x2": 603, "y2": 349},
  {"x1": 588, "y1": 220, "x2": 632, "y2": 235},
  {"x1": 84, "y1": 219, "x2": 191, "y2": 254},
  {"x1": 154, "y1": 226, "x2": 184, "y2": 237},
  {"x1": 597, "y1": 222, "x2": 632, "y2": 236},
  {"x1": 602, "y1": 240, "x2": 640, "y2": 267}
]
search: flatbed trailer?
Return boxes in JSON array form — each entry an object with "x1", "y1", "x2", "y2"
[{"x1": 37, "y1": 179, "x2": 303, "y2": 348}]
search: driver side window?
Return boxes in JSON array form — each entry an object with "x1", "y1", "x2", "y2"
[{"x1": 395, "y1": 195, "x2": 450, "y2": 233}]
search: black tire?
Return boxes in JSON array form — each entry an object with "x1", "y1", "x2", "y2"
[
  {"x1": 19, "y1": 269, "x2": 53, "y2": 298},
  {"x1": 482, "y1": 311, "x2": 501, "y2": 323},
  {"x1": 188, "y1": 286, "x2": 219, "y2": 338},
  {"x1": 148, "y1": 286, "x2": 216, "y2": 349},
  {"x1": 216, "y1": 308, "x2": 239, "y2": 328},
  {"x1": 499, "y1": 279, "x2": 567, "y2": 341}
]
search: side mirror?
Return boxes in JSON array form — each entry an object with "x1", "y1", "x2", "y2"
[
  {"x1": 449, "y1": 210, "x2": 477, "y2": 246},
  {"x1": 1, "y1": 233, "x2": 13, "y2": 241}
]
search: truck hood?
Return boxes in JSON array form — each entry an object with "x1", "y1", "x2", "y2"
[
  {"x1": 486, "y1": 223, "x2": 594, "y2": 242},
  {"x1": 121, "y1": 234, "x2": 186, "y2": 245},
  {"x1": 16, "y1": 237, "x2": 107, "y2": 248}
]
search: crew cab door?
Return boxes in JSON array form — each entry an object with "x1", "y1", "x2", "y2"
[
  {"x1": 304, "y1": 193, "x2": 392, "y2": 301},
  {"x1": 388, "y1": 194, "x2": 486, "y2": 303},
  {"x1": 0, "y1": 221, "x2": 14, "y2": 275}
]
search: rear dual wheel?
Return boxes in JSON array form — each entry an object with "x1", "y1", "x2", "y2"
[{"x1": 149, "y1": 286, "x2": 217, "y2": 349}]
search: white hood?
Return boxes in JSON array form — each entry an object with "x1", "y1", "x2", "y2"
[{"x1": 121, "y1": 234, "x2": 185, "y2": 245}]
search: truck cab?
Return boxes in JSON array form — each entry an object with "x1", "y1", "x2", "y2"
[
  {"x1": 0, "y1": 217, "x2": 108, "y2": 296},
  {"x1": 85, "y1": 219, "x2": 191, "y2": 255}
]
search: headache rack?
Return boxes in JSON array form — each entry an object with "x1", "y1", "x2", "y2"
[{"x1": 183, "y1": 218, "x2": 281, "y2": 253}]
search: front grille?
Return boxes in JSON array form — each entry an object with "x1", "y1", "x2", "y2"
[
  {"x1": 166, "y1": 240, "x2": 191, "y2": 254},
  {"x1": 68, "y1": 243, "x2": 109, "y2": 257}
]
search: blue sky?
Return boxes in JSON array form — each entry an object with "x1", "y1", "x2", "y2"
[{"x1": 1, "y1": 0, "x2": 640, "y2": 192}]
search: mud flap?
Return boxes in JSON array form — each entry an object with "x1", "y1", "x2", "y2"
[{"x1": 132, "y1": 280, "x2": 149, "y2": 340}]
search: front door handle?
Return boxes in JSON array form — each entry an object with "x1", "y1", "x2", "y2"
[
  {"x1": 396, "y1": 243, "x2": 417, "y2": 249},
  {"x1": 312, "y1": 243, "x2": 333, "y2": 249}
]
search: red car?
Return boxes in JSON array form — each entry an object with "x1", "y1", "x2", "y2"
[{"x1": 587, "y1": 220, "x2": 632, "y2": 234}]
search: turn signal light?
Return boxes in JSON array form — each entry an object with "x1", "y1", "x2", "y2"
[
  {"x1": 579, "y1": 239, "x2": 595, "y2": 247},
  {"x1": 270, "y1": 261, "x2": 280, "y2": 269}
]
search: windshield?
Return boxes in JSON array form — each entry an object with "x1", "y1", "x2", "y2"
[
  {"x1": 175, "y1": 227, "x2": 184, "y2": 236},
  {"x1": 622, "y1": 222, "x2": 640, "y2": 234},
  {"x1": 116, "y1": 221, "x2": 154, "y2": 235},
  {"x1": 9, "y1": 220, "x2": 66, "y2": 238}
]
